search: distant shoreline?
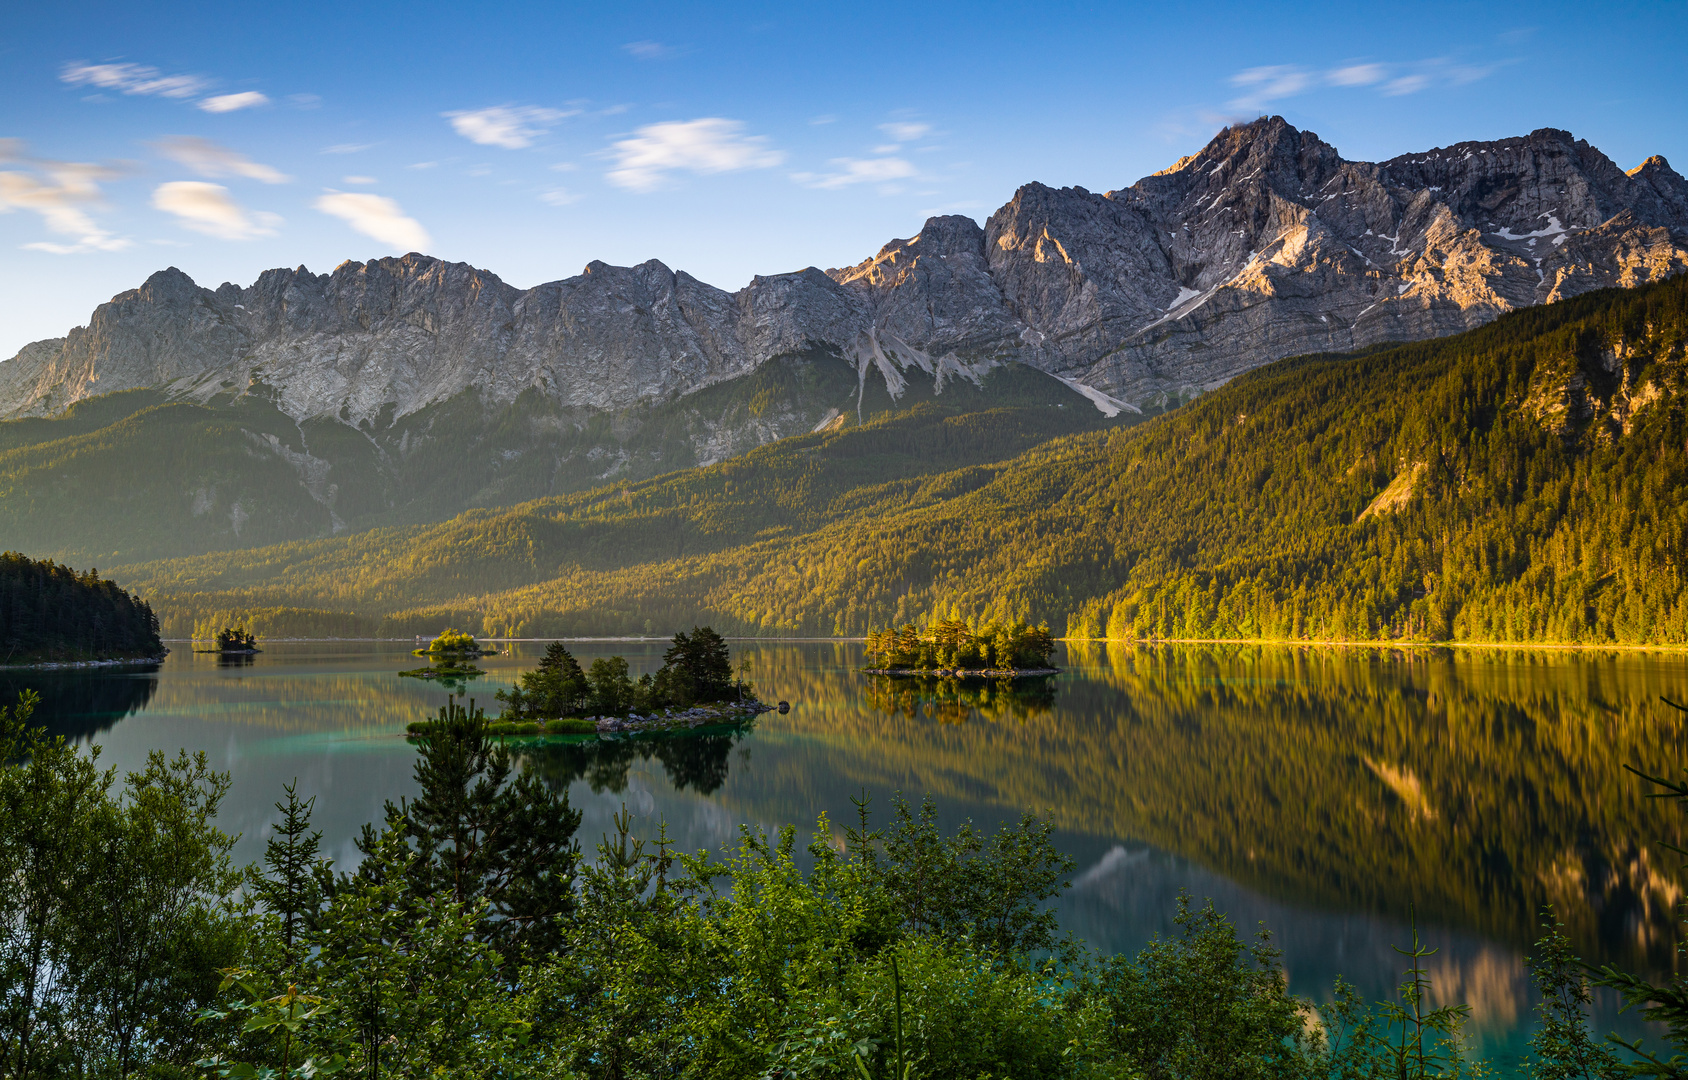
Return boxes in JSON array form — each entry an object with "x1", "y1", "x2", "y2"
[{"x1": 146, "y1": 636, "x2": 1688, "y2": 652}]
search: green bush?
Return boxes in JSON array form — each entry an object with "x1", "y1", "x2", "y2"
[{"x1": 548, "y1": 718, "x2": 598, "y2": 734}]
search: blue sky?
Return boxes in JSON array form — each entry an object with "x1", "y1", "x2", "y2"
[{"x1": 2, "y1": 0, "x2": 1684, "y2": 361}]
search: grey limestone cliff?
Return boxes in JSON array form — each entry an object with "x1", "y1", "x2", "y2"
[{"x1": 2, "y1": 117, "x2": 1684, "y2": 422}]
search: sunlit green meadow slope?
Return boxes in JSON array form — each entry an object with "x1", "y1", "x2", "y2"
[{"x1": 116, "y1": 275, "x2": 1688, "y2": 645}]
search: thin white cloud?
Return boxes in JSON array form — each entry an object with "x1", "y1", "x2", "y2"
[
  {"x1": 622, "y1": 40, "x2": 677, "y2": 59},
  {"x1": 322, "y1": 143, "x2": 373, "y2": 155},
  {"x1": 1228, "y1": 65, "x2": 1315, "y2": 110},
  {"x1": 878, "y1": 122, "x2": 931, "y2": 143},
  {"x1": 314, "y1": 191, "x2": 430, "y2": 251},
  {"x1": 792, "y1": 156, "x2": 917, "y2": 190},
  {"x1": 1328, "y1": 63, "x2": 1386, "y2": 87},
  {"x1": 1224, "y1": 58, "x2": 1508, "y2": 111},
  {"x1": 154, "y1": 136, "x2": 289, "y2": 183},
  {"x1": 539, "y1": 188, "x2": 579, "y2": 206},
  {"x1": 343, "y1": 175, "x2": 377, "y2": 185},
  {"x1": 152, "y1": 181, "x2": 279, "y2": 240},
  {"x1": 60, "y1": 61, "x2": 209, "y2": 99},
  {"x1": 199, "y1": 91, "x2": 269, "y2": 113},
  {"x1": 605, "y1": 118, "x2": 782, "y2": 191},
  {"x1": 444, "y1": 105, "x2": 575, "y2": 149},
  {"x1": 1383, "y1": 74, "x2": 1430, "y2": 96},
  {"x1": 0, "y1": 141, "x2": 129, "y2": 253}
]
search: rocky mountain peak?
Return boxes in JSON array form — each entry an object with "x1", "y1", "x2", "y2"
[{"x1": 3, "y1": 119, "x2": 1684, "y2": 425}]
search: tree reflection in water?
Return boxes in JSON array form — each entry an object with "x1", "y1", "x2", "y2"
[
  {"x1": 518, "y1": 721, "x2": 757, "y2": 796},
  {"x1": 0, "y1": 664, "x2": 160, "y2": 742},
  {"x1": 862, "y1": 673, "x2": 1057, "y2": 725}
]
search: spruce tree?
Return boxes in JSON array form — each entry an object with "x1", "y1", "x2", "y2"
[
  {"x1": 362, "y1": 698, "x2": 582, "y2": 959},
  {"x1": 252, "y1": 779, "x2": 326, "y2": 963}
]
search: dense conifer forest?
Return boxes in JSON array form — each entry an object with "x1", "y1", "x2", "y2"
[
  {"x1": 112, "y1": 274, "x2": 1688, "y2": 646},
  {"x1": 0, "y1": 551, "x2": 164, "y2": 663}
]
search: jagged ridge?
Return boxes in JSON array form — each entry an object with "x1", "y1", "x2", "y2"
[{"x1": 2, "y1": 117, "x2": 1684, "y2": 424}]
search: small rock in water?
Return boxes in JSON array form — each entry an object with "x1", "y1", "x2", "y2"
[{"x1": 778, "y1": 701, "x2": 790, "y2": 714}]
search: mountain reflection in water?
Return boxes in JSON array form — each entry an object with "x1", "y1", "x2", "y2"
[{"x1": 16, "y1": 639, "x2": 1688, "y2": 1068}]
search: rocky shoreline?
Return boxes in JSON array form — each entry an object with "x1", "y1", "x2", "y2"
[
  {"x1": 0, "y1": 652, "x2": 169, "y2": 671},
  {"x1": 589, "y1": 700, "x2": 774, "y2": 734},
  {"x1": 406, "y1": 699, "x2": 774, "y2": 740}
]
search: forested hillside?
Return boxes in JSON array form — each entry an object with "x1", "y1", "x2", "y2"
[
  {"x1": 115, "y1": 275, "x2": 1688, "y2": 645},
  {"x1": 0, "y1": 552, "x2": 165, "y2": 663},
  {"x1": 0, "y1": 356, "x2": 1123, "y2": 566}
]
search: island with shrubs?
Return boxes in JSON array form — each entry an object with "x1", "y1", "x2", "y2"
[
  {"x1": 864, "y1": 618, "x2": 1058, "y2": 676},
  {"x1": 399, "y1": 627, "x2": 497, "y2": 682},
  {"x1": 405, "y1": 626, "x2": 767, "y2": 739}
]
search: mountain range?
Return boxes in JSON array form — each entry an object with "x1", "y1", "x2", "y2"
[{"x1": 1, "y1": 116, "x2": 1685, "y2": 569}]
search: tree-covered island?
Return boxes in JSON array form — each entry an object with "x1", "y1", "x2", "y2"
[
  {"x1": 406, "y1": 625, "x2": 766, "y2": 738},
  {"x1": 865, "y1": 618, "x2": 1057, "y2": 675}
]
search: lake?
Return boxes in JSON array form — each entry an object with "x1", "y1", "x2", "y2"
[{"x1": 7, "y1": 639, "x2": 1686, "y2": 1072}]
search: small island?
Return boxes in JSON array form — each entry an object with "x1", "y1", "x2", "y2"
[
  {"x1": 406, "y1": 626, "x2": 768, "y2": 739},
  {"x1": 198, "y1": 625, "x2": 260, "y2": 654},
  {"x1": 399, "y1": 627, "x2": 496, "y2": 682},
  {"x1": 863, "y1": 618, "x2": 1058, "y2": 677}
]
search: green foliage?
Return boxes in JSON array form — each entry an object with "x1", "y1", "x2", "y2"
[
  {"x1": 367, "y1": 697, "x2": 583, "y2": 959},
  {"x1": 0, "y1": 692, "x2": 245, "y2": 1078},
  {"x1": 497, "y1": 641, "x2": 589, "y2": 720},
  {"x1": 213, "y1": 626, "x2": 257, "y2": 652},
  {"x1": 499, "y1": 628, "x2": 745, "y2": 723},
  {"x1": 1098, "y1": 894, "x2": 1311, "y2": 1080},
  {"x1": 846, "y1": 792, "x2": 1075, "y2": 957},
  {"x1": 656, "y1": 625, "x2": 736, "y2": 705},
  {"x1": 865, "y1": 618, "x2": 1056, "y2": 670},
  {"x1": 1526, "y1": 908, "x2": 1625, "y2": 1080},
  {"x1": 0, "y1": 551, "x2": 163, "y2": 663},
  {"x1": 586, "y1": 655, "x2": 638, "y2": 715},
  {"x1": 419, "y1": 627, "x2": 485, "y2": 655}
]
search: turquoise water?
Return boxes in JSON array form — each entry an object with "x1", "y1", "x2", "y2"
[{"x1": 9, "y1": 639, "x2": 1687, "y2": 1072}]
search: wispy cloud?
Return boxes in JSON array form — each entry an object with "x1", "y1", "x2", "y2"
[
  {"x1": 792, "y1": 156, "x2": 917, "y2": 191},
  {"x1": 152, "y1": 181, "x2": 279, "y2": 240},
  {"x1": 60, "y1": 61, "x2": 209, "y2": 99},
  {"x1": 878, "y1": 121, "x2": 931, "y2": 143},
  {"x1": 199, "y1": 91, "x2": 269, "y2": 113},
  {"x1": 622, "y1": 40, "x2": 678, "y2": 59},
  {"x1": 1225, "y1": 58, "x2": 1508, "y2": 111},
  {"x1": 342, "y1": 175, "x2": 377, "y2": 185},
  {"x1": 539, "y1": 188, "x2": 579, "y2": 206},
  {"x1": 155, "y1": 136, "x2": 289, "y2": 183},
  {"x1": 314, "y1": 191, "x2": 430, "y2": 251},
  {"x1": 605, "y1": 118, "x2": 782, "y2": 192},
  {"x1": 444, "y1": 105, "x2": 576, "y2": 149},
  {"x1": 0, "y1": 140, "x2": 130, "y2": 253},
  {"x1": 322, "y1": 143, "x2": 373, "y2": 155}
]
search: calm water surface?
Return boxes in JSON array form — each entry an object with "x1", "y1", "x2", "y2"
[{"x1": 8, "y1": 640, "x2": 1687, "y2": 1072}]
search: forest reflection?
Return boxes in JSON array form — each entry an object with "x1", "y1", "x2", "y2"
[
  {"x1": 520, "y1": 722, "x2": 757, "y2": 796},
  {"x1": 0, "y1": 664, "x2": 160, "y2": 741},
  {"x1": 727, "y1": 641, "x2": 1688, "y2": 977}
]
